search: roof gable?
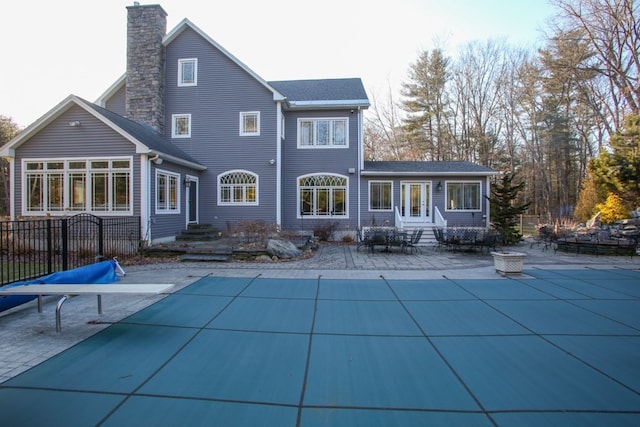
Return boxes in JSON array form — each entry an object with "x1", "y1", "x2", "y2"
[
  {"x1": 0, "y1": 95, "x2": 205, "y2": 170},
  {"x1": 164, "y1": 19, "x2": 285, "y2": 102}
]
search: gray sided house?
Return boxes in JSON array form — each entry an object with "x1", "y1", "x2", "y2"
[{"x1": 0, "y1": 4, "x2": 497, "y2": 244}]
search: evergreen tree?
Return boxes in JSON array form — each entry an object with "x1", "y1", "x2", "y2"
[{"x1": 488, "y1": 172, "x2": 531, "y2": 245}]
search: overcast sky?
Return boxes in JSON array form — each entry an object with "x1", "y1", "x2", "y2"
[{"x1": 0, "y1": 0, "x2": 554, "y2": 128}]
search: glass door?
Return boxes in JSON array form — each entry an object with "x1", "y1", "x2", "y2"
[{"x1": 401, "y1": 181, "x2": 431, "y2": 223}]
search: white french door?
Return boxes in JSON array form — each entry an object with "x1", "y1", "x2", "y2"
[{"x1": 400, "y1": 181, "x2": 431, "y2": 223}]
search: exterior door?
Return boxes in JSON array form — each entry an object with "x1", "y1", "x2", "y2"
[
  {"x1": 401, "y1": 181, "x2": 431, "y2": 223},
  {"x1": 185, "y1": 176, "x2": 198, "y2": 225}
]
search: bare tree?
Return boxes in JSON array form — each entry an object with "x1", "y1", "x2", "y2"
[
  {"x1": 552, "y1": 0, "x2": 640, "y2": 116},
  {"x1": 364, "y1": 83, "x2": 408, "y2": 160}
]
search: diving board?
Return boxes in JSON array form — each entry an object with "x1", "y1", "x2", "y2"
[{"x1": 0, "y1": 283, "x2": 174, "y2": 332}]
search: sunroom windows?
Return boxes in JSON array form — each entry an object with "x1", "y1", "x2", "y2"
[
  {"x1": 446, "y1": 181, "x2": 481, "y2": 211},
  {"x1": 23, "y1": 158, "x2": 132, "y2": 215},
  {"x1": 297, "y1": 118, "x2": 348, "y2": 147},
  {"x1": 298, "y1": 174, "x2": 348, "y2": 218}
]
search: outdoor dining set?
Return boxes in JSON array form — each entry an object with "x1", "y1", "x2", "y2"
[
  {"x1": 357, "y1": 226, "x2": 499, "y2": 254},
  {"x1": 357, "y1": 228, "x2": 424, "y2": 254}
]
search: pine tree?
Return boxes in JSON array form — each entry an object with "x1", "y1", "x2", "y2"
[{"x1": 488, "y1": 172, "x2": 531, "y2": 245}]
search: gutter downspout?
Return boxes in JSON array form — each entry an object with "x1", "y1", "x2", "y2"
[
  {"x1": 141, "y1": 155, "x2": 151, "y2": 245},
  {"x1": 357, "y1": 106, "x2": 362, "y2": 230},
  {"x1": 276, "y1": 102, "x2": 282, "y2": 227}
]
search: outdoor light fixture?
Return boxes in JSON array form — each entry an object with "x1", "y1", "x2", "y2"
[
  {"x1": 184, "y1": 177, "x2": 192, "y2": 188},
  {"x1": 68, "y1": 121, "x2": 81, "y2": 127},
  {"x1": 437, "y1": 181, "x2": 442, "y2": 192},
  {"x1": 269, "y1": 159, "x2": 276, "y2": 165}
]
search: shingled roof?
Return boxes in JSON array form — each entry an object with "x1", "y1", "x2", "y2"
[
  {"x1": 269, "y1": 78, "x2": 369, "y2": 109},
  {"x1": 363, "y1": 161, "x2": 498, "y2": 176}
]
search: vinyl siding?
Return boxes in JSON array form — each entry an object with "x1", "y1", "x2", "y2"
[
  {"x1": 281, "y1": 110, "x2": 360, "y2": 232},
  {"x1": 164, "y1": 27, "x2": 278, "y2": 230},
  {"x1": 103, "y1": 85, "x2": 126, "y2": 116}
]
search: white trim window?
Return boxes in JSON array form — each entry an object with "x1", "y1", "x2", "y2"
[
  {"x1": 155, "y1": 170, "x2": 180, "y2": 214},
  {"x1": 218, "y1": 170, "x2": 258, "y2": 205},
  {"x1": 298, "y1": 173, "x2": 348, "y2": 218},
  {"x1": 23, "y1": 158, "x2": 132, "y2": 215},
  {"x1": 369, "y1": 181, "x2": 393, "y2": 211},
  {"x1": 297, "y1": 118, "x2": 348, "y2": 148},
  {"x1": 240, "y1": 111, "x2": 260, "y2": 136},
  {"x1": 446, "y1": 181, "x2": 481, "y2": 211},
  {"x1": 172, "y1": 114, "x2": 191, "y2": 138},
  {"x1": 178, "y1": 58, "x2": 198, "y2": 87}
]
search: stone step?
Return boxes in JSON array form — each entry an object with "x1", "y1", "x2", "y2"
[{"x1": 180, "y1": 254, "x2": 231, "y2": 262}]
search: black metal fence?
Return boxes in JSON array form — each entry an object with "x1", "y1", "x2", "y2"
[{"x1": 0, "y1": 214, "x2": 140, "y2": 286}]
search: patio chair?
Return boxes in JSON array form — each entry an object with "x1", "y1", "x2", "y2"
[
  {"x1": 405, "y1": 229, "x2": 424, "y2": 253},
  {"x1": 356, "y1": 227, "x2": 369, "y2": 251}
]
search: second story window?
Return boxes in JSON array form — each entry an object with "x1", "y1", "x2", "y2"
[
  {"x1": 172, "y1": 114, "x2": 191, "y2": 138},
  {"x1": 240, "y1": 112, "x2": 260, "y2": 136},
  {"x1": 178, "y1": 58, "x2": 198, "y2": 86},
  {"x1": 298, "y1": 118, "x2": 348, "y2": 148}
]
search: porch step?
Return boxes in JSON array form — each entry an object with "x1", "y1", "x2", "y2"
[
  {"x1": 399, "y1": 225, "x2": 437, "y2": 246},
  {"x1": 175, "y1": 224, "x2": 221, "y2": 241}
]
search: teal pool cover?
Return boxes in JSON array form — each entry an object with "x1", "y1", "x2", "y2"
[{"x1": 1, "y1": 269, "x2": 639, "y2": 426}]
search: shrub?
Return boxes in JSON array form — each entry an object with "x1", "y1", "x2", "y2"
[{"x1": 596, "y1": 194, "x2": 630, "y2": 224}]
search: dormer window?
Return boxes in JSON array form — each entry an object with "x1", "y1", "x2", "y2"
[{"x1": 178, "y1": 58, "x2": 198, "y2": 87}]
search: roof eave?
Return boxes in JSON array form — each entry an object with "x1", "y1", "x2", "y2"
[
  {"x1": 360, "y1": 170, "x2": 499, "y2": 176},
  {"x1": 286, "y1": 99, "x2": 370, "y2": 110}
]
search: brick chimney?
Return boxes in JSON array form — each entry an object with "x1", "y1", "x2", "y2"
[{"x1": 126, "y1": 3, "x2": 167, "y2": 132}]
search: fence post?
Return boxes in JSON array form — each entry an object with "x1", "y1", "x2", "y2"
[
  {"x1": 46, "y1": 219, "x2": 53, "y2": 275},
  {"x1": 61, "y1": 217, "x2": 68, "y2": 271},
  {"x1": 96, "y1": 216, "x2": 105, "y2": 262}
]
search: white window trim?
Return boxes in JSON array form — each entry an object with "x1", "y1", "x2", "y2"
[
  {"x1": 155, "y1": 169, "x2": 181, "y2": 214},
  {"x1": 217, "y1": 169, "x2": 259, "y2": 206},
  {"x1": 239, "y1": 111, "x2": 261, "y2": 136},
  {"x1": 297, "y1": 117, "x2": 349, "y2": 148},
  {"x1": 177, "y1": 58, "x2": 198, "y2": 87},
  {"x1": 297, "y1": 173, "x2": 349, "y2": 219},
  {"x1": 21, "y1": 157, "x2": 133, "y2": 216},
  {"x1": 368, "y1": 180, "x2": 394, "y2": 212},
  {"x1": 444, "y1": 180, "x2": 483, "y2": 212},
  {"x1": 172, "y1": 114, "x2": 191, "y2": 138}
]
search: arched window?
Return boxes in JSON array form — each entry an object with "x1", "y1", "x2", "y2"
[
  {"x1": 218, "y1": 170, "x2": 258, "y2": 205},
  {"x1": 298, "y1": 173, "x2": 348, "y2": 218}
]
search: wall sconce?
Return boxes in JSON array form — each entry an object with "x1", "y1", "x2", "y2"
[
  {"x1": 184, "y1": 177, "x2": 192, "y2": 188},
  {"x1": 437, "y1": 181, "x2": 442, "y2": 192},
  {"x1": 68, "y1": 121, "x2": 81, "y2": 127},
  {"x1": 269, "y1": 159, "x2": 276, "y2": 165}
]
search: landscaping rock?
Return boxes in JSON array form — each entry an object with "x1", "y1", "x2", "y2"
[{"x1": 267, "y1": 238, "x2": 302, "y2": 259}]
